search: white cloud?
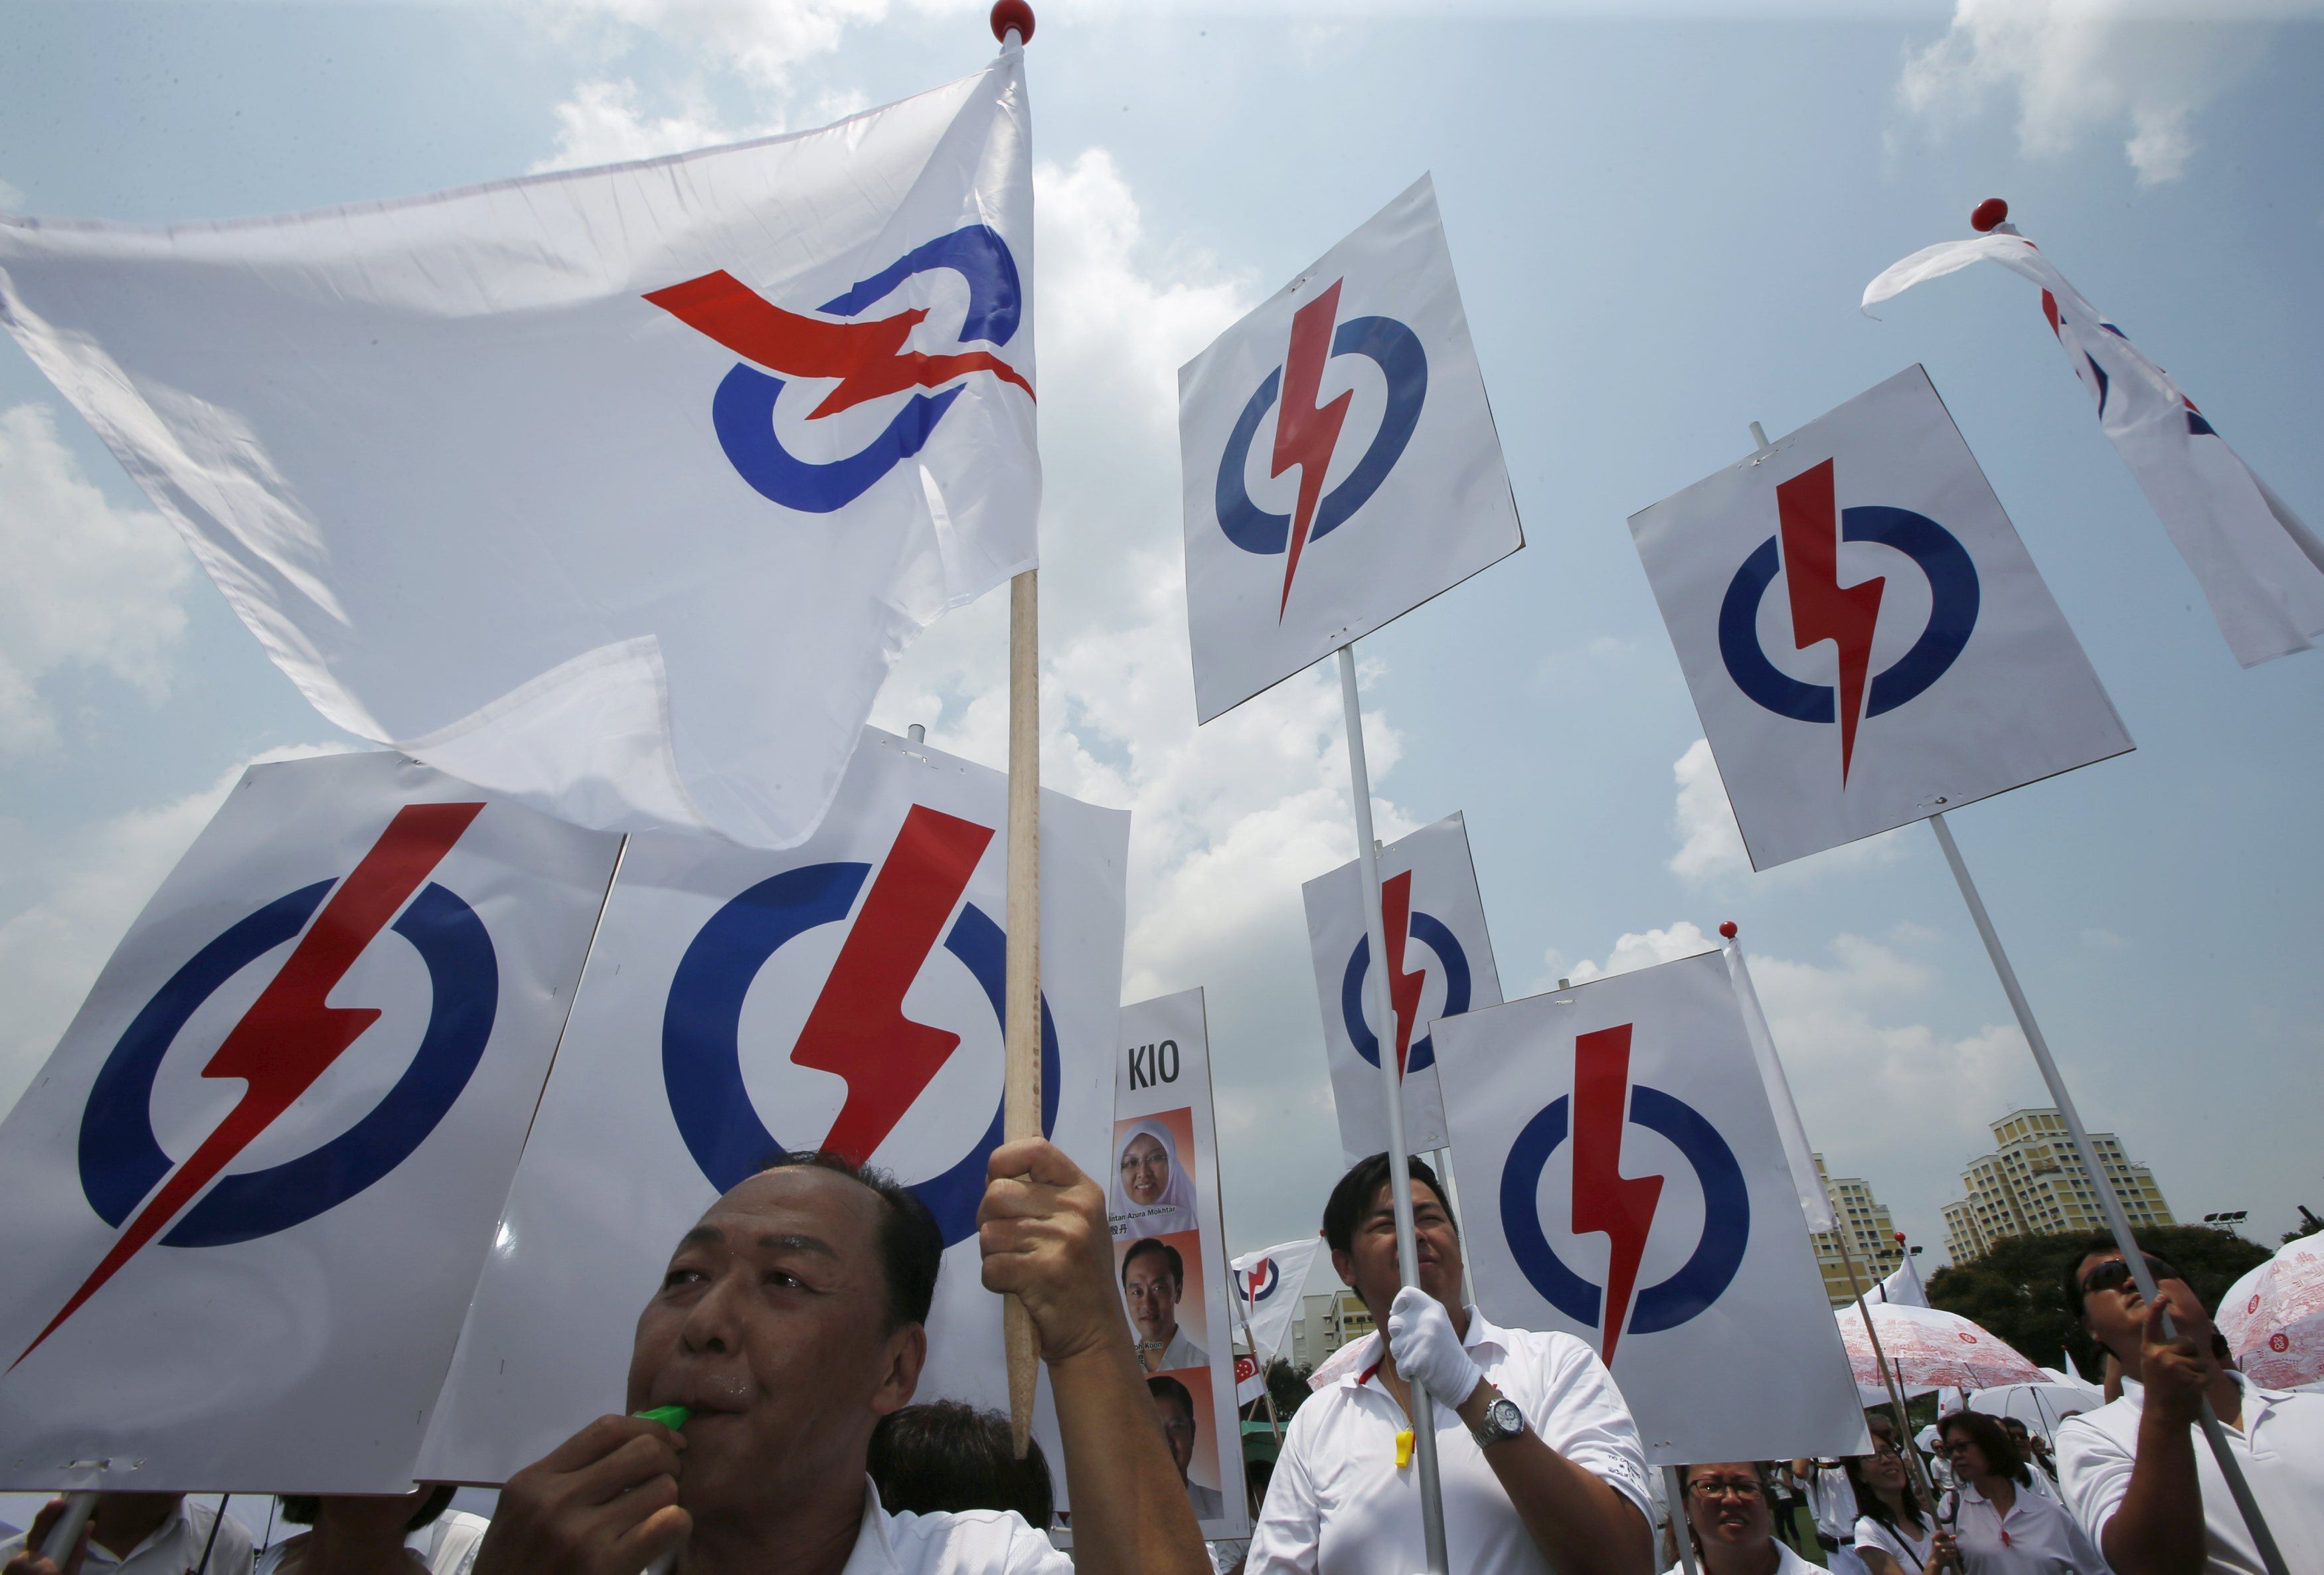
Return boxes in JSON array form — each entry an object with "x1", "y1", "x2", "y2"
[
  {"x1": 526, "y1": 0, "x2": 967, "y2": 90},
  {"x1": 0, "y1": 404, "x2": 194, "y2": 754},
  {"x1": 1562, "y1": 920, "x2": 1720, "y2": 985},
  {"x1": 0, "y1": 175, "x2": 23, "y2": 210},
  {"x1": 531, "y1": 79, "x2": 780, "y2": 171},
  {"x1": 1896, "y1": 1, "x2": 2284, "y2": 185},
  {"x1": 1669, "y1": 737, "x2": 1748, "y2": 881},
  {"x1": 0, "y1": 746, "x2": 353, "y2": 1111}
]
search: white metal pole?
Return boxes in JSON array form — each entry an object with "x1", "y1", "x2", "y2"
[
  {"x1": 1663, "y1": 1466, "x2": 1701, "y2": 1575},
  {"x1": 1928, "y1": 811, "x2": 2289, "y2": 1575},
  {"x1": 41, "y1": 1493, "x2": 99, "y2": 1564},
  {"x1": 1337, "y1": 642, "x2": 1450, "y2": 1575}
]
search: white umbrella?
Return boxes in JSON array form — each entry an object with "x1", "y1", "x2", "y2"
[
  {"x1": 2217, "y1": 1232, "x2": 2324, "y2": 1388},
  {"x1": 1965, "y1": 1382, "x2": 2106, "y2": 1438},
  {"x1": 1835, "y1": 1301, "x2": 2046, "y2": 1393}
]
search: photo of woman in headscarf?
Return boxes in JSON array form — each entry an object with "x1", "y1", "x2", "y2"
[{"x1": 1109, "y1": 1114, "x2": 1202, "y2": 1240}]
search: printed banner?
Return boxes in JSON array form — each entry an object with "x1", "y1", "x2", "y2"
[
  {"x1": 418, "y1": 728, "x2": 1125, "y2": 1482},
  {"x1": 1230, "y1": 1238, "x2": 1323, "y2": 1405},
  {"x1": 1434, "y1": 952, "x2": 1868, "y2": 1465},
  {"x1": 1179, "y1": 174, "x2": 1522, "y2": 722},
  {"x1": 1111, "y1": 990, "x2": 1248, "y2": 1539},
  {"x1": 1302, "y1": 811, "x2": 1501, "y2": 1160},
  {"x1": 0, "y1": 56, "x2": 1037, "y2": 849},
  {"x1": 1628, "y1": 365, "x2": 2132, "y2": 869},
  {"x1": 0, "y1": 752, "x2": 620, "y2": 1490}
]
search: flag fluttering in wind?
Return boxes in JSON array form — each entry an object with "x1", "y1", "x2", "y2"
[
  {"x1": 0, "y1": 52, "x2": 1038, "y2": 848},
  {"x1": 1230, "y1": 1237, "x2": 1323, "y2": 1404},
  {"x1": 1864, "y1": 224, "x2": 2324, "y2": 669}
]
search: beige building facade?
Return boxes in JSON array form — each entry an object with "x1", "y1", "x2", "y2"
[
  {"x1": 1809, "y1": 1153, "x2": 1908, "y2": 1306},
  {"x1": 1942, "y1": 1108, "x2": 2173, "y2": 1263}
]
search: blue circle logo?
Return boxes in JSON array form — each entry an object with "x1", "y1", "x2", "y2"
[
  {"x1": 1341, "y1": 912, "x2": 1470, "y2": 1076},
  {"x1": 1499, "y1": 1082, "x2": 1750, "y2": 1357},
  {"x1": 1237, "y1": 1257, "x2": 1282, "y2": 1304},
  {"x1": 661, "y1": 859, "x2": 1062, "y2": 1250},
  {"x1": 78, "y1": 879, "x2": 499, "y2": 1247}
]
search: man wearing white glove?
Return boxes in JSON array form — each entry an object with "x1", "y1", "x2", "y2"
[{"x1": 1244, "y1": 1153, "x2": 1653, "y2": 1575}]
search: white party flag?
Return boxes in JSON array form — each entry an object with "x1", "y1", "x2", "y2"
[
  {"x1": 0, "y1": 753, "x2": 620, "y2": 1490},
  {"x1": 417, "y1": 728, "x2": 1124, "y2": 1483},
  {"x1": 1301, "y1": 811, "x2": 1502, "y2": 1160},
  {"x1": 1434, "y1": 953, "x2": 1868, "y2": 1464},
  {"x1": 0, "y1": 54, "x2": 1038, "y2": 849},
  {"x1": 1629, "y1": 366, "x2": 2132, "y2": 870},
  {"x1": 1178, "y1": 175, "x2": 1521, "y2": 721},
  {"x1": 1722, "y1": 933, "x2": 1834, "y2": 1235},
  {"x1": 1865, "y1": 228, "x2": 2324, "y2": 668},
  {"x1": 1230, "y1": 1237, "x2": 1324, "y2": 1403}
]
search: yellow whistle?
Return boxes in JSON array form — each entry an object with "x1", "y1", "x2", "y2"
[{"x1": 1395, "y1": 1428, "x2": 1415, "y2": 1469}]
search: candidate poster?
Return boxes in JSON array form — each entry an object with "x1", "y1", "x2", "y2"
[
  {"x1": 1303, "y1": 811, "x2": 1501, "y2": 1161},
  {"x1": 1433, "y1": 951, "x2": 1868, "y2": 1465},
  {"x1": 0, "y1": 752, "x2": 621, "y2": 1490},
  {"x1": 418, "y1": 728, "x2": 1126, "y2": 1482},
  {"x1": 1627, "y1": 365, "x2": 2132, "y2": 870},
  {"x1": 1179, "y1": 174, "x2": 1523, "y2": 722},
  {"x1": 1111, "y1": 989, "x2": 1248, "y2": 1538},
  {"x1": 1230, "y1": 1238, "x2": 1323, "y2": 1406}
]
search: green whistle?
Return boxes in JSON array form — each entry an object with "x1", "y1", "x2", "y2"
[{"x1": 635, "y1": 1404, "x2": 691, "y2": 1429}]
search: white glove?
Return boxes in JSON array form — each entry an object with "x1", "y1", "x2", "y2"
[{"x1": 1386, "y1": 1285, "x2": 1482, "y2": 1407}]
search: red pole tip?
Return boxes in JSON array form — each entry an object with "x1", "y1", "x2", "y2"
[
  {"x1": 1969, "y1": 197, "x2": 2009, "y2": 233},
  {"x1": 1718, "y1": 921, "x2": 1738, "y2": 940},
  {"x1": 990, "y1": 0, "x2": 1035, "y2": 43}
]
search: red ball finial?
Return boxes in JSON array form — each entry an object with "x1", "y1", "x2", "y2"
[
  {"x1": 991, "y1": 0, "x2": 1035, "y2": 44},
  {"x1": 1970, "y1": 197, "x2": 2009, "y2": 233},
  {"x1": 1718, "y1": 920, "x2": 1738, "y2": 940}
]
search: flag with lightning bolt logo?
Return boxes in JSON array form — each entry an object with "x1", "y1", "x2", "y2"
[
  {"x1": 1433, "y1": 950, "x2": 1868, "y2": 1465},
  {"x1": 1178, "y1": 174, "x2": 1523, "y2": 723},
  {"x1": 0, "y1": 751, "x2": 622, "y2": 1491},
  {"x1": 1301, "y1": 811, "x2": 1502, "y2": 1162},
  {"x1": 0, "y1": 49, "x2": 1037, "y2": 852},
  {"x1": 414, "y1": 726, "x2": 1125, "y2": 1485},
  {"x1": 1628, "y1": 365, "x2": 2133, "y2": 871}
]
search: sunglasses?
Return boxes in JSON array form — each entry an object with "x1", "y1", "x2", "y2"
[{"x1": 2079, "y1": 1254, "x2": 2179, "y2": 1301}]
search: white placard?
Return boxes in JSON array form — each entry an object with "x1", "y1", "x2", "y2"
[
  {"x1": 417, "y1": 728, "x2": 1125, "y2": 1483},
  {"x1": 1179, "y1": 174, "x2": 1523, "y2": 722},
  {"x1": 1302, "y1": 811, "x2": 1501, "y2": 1160},
  {"x1": 1110, "y1": 990, "x2": 1247, "y2": 1539},
  {"x1": 0, "y1": 752, "x2": 620, "y2": 1490},
  {"x1": 1433, "y1": 952, "x2": 1868, "y2": 1465},
  {"x1": 1230, "y1": 1238, "x2": 1323, "y2": 1405},
  {"x1": 1627, "y1": 365, "x2": 2132, "y2": 869}
]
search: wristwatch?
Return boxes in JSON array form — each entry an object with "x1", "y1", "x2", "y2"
[{"x1": 1469, "y1": 1395, "x2": 1527, "y2": 1449}]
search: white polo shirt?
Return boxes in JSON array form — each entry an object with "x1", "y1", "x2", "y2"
[
  {"x1": 1663, "y1": 1542, "x2": 1830, "y2": 1575},
  {"x1": 1944, "y1": 1479, "x2": 2106, "y2": 1574},
  {"x1": 642, "y1": 1479, "x2": 1065, "y2": 1575},
  {"x1": 2055, "y1": 1372, "x2": 2324, "y2": 1574},
  {"x1": 0, "y1": 1499, "x2": 254, "y2": 1575},
  {"x1": 1244, "y1": 1308, "x2": 1653, "y2": 1574}
]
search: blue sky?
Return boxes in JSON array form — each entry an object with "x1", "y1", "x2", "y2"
[{"x1": 2, "y1": 0, "x2": 2319, "y2": 1297}]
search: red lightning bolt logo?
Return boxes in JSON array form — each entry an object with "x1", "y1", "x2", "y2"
[
  {"x1": 1269, "y1": 280, "x2": 1353, "y2": 619},
  {"x1": 643, "y1": 272, "x2": 1034, "y2": 418},
  {"x1": 15, "y1": 802, "x2": 484, "y2": 1368},
  {"x1": 1569, "y1": 1023, "x2": 1665, "y2": 1367},
  {"x1": 1778, "y1": 459, "x2": 1885, "y2": 785},
  {"x1": 1378, "y1": 870, "x2": 1428, "y2": 1080},
  {"x1": 788, "y1": 805, "x2": 994, "y2": 1165}
]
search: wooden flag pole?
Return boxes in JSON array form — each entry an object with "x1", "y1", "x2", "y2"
[
  {"x1": 1832, "y1": 1223, "x2": 1940, "y2": 1510},
  {"x1": 1003, "y1": 563, "x2": 1041, "y2": 1456},
  {"x1": 1928, "y1": 811, "x2": 2289, "y2": 1574},
  {"x1": 1337, "y1": 642, "x2": 1451, "y2": 1575}
]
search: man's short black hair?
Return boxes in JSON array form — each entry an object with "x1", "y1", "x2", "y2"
[
  {"x1": 2060, "y1": 1232, "x2": 2127, "y2": 1323},
  {"x1": 869, "y1": 1400, "x2": 1054, "y2": 1529},
  {"x1": 1147, "y1": 1373, "x2": 1197, "y2": 1424},
  {"x1": 1322, "y1": 1153, "x2": 1455, "y2": 1257},
  {"x1": 280, "y1": 1485, "x2": 456, "y2": 1531},
  {"x1": 1122, "y1": 1236, "x2": 1185, "y2": 1291},
  {"x1": 755, "y1": 1149, "x2": 943, "y2": 1328}
]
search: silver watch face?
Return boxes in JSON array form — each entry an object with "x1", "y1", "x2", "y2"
[{"x1": 1482, "y1": 1397, "x2": 1525, "y2": 1442}]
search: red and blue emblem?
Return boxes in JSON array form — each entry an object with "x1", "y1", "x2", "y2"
[
  {"x1": 661, "y1": 805, "x2": 1060, "y2": 1248},
  {"x1": 646, "y1": 226, "x2": 1033, "y2": 515},
  {"x1": 1214, "y1": 279, "x2": 1427, "y2": 616},
  {"x1": 25, "y1": 804, "x2": 495, "y2": 1367},
  {"x1": 1341, "y1": 870, "x2": 1467, "y2": 1080},
  {"x1": 1500, "y1": 1023, "x2": 1748, "y2": 1365},
  {"x1": 1718, "y1": 458, "x2": 1980, "y2": 784},
  {"x1": 1234, "y1": 1256, "x2": 1284, "y2": 1306}
]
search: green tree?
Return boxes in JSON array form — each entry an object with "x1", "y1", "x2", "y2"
[{"x1": 1926, "y1": 1226, "x2": 2271, "y2": 1376}]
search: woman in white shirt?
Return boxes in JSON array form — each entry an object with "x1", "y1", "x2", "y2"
[
  {"x1": 1663, "y1": 1461, "x2": 1831, "y2": 1574},
  {"x1": 1845, "y1": 1424, "x2": 1940, "y2": 1575},
  {"x1": 1929, "y1": 1412, "x2": 2104, "y2": 1575},
  {"x1": 255, "y1": 1487, "x2": 486, "y2": 1575}
]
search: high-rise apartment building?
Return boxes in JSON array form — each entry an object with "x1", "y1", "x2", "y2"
[
  {"x1": 1809, "y1": 1153, "x2": 1906, "y2": 1306},
  {"x1": 1942, "y1": 1108, "x2": 2173, "y2": 1262}
]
